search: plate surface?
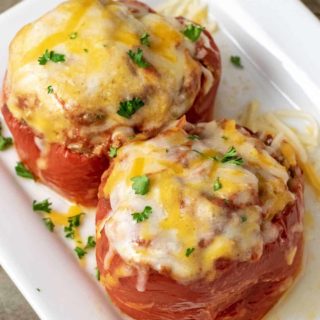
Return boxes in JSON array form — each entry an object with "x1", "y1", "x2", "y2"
[{"x1": 1, "y1": 1, "x2": 320, "y2": 319}]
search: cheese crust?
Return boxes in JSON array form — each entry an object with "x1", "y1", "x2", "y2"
[
  {"x1": 99, "y1": 119, "x2": 298, "y2": 284},
  {"x1": 5, "y1": 0, "x2": 212, "y2": 151}
]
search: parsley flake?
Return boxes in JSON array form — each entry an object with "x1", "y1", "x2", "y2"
[
  {"x1": 132, "y1": 206, "x2": 152, "y2": 223},
  {"x1": 74, "y1": 247, "x2": 87, "y2": 259},
  {"x1": 117, "y1": 97, "x2": 144, "y2": 119},
  {"x1": 182, "y1": 24, "x2": 204, "y2": 42},
  {"x1": 213, "y1": 177, "x2": 222, "y2": 191},
  {"x1": 140, "y1": 33, "x2": 151, "y2": 46},
  {"x1": 50, "y1": 52, "x2": 65, "y2": 63},
  {"x1": 96, "y1": 268, "x2": 101, "y2": 281},
  {"x1": 38, "y1": 50, "x2": 65, "y2": 65},
  {"x1": 131, "y1": 175, "x2": 150, "y2": 195},
  {"x1": 128, "y1": 48, "x2": 150, "y2": 68},
  {"x1": 68, "y1": 213, "x2": 84, "y2": 228},
  {"x1": 69, "y1": 32, "x2": 78, "y2": 40},
  {"x1": 64, "y1": 213, "x2": 84, "y2": 239},
  {"x1": 47, "y1": 85, "x2": 54, "y2": 94},
  {"x1": 188, "y1": 134, "x2": 200, "y2": 141},
  {"x1": 193, "y1": 147, "x2": 244, "y2": 166},
  {"x1": 0, "y1": 122, "x2": 13, "y2": 151},
  {"x1": 230, "y1": 56, "x2": 244, "y2": 68},
  {"x1": 33, "y1": 199, "x2": 52, "y2": 213},
  {"x1": 38, "y1": 50, "x2": 50, "y2": 65},
  {"x1": 240, "y1": 215, "x2": 247, "y2": 223},
  {"x1": 85, "y1": 236, "x2": 96, "y2": 249},
  {"x1": 64, "y1": 225, "x2": 75, "y2": 239},
  {"x1": 109, "y1": 146, "x2": 118, "y2": 158},
  {"x1": 15, "y1": 162, "x2": 34, "y2": 179},
  {"x1": 185, "y1": 247, "x2": 195, "y2": 257},
  {"x1": 220, "y1": 146, "x2": 244, "y2": 165},
  {"x1": 43, "y1": 218, "x2": 55, "y2": 232},
  {"x1": 0, "y1": 136, "x2": 13, "y2": 151}
]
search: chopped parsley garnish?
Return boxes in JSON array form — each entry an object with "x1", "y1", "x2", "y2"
[
  {"x1": 182, "y1": 24, "x2": 204, "y2": 42},
  {"x1": 38, "y1": 50, "x2": 66, "y2": 65},
  {"x1": 43, "y1": 218, "x2": 55, "y2": 232},
  {"x1": 0, "y1": 136, "x2": 13, "y2": 151},
  {"x1": 38, "y1": 50, "x2": 51, "y2": 65},
  {"x1": 15, "y1": 162, "x2": 34, "y2": 179},
  {"x1": 222, "y1": 135, "x2": 228, "y2": 140},
  {"x1": 0, "y1": 122, "x2": 13, "y2": 151},
  {"x1": 128, "y1": 48, "x2": 150, "y2": 68},
  {"x1": 96, "y1": 268, "x2": 101, "y2": 281},
  {"x1": 140, "y1": 33, "x2": 151, "y2": 46},
  {"x1": 64, "y1": 225, "x2": 75, "y2": 239},
  {"x1": 230, "y1": 56, "x2": 243, "y2": 68},
  {"x1": 68, "y1": 213, "x2": 84, "y2": 228},
  {"x1": 83, "y1": 48, "x2": 89, "y2": 53},
  {"x1": 213, "y1": 177, "x2": 222, "y2": 191},
  {"x1": 33, "y1": 199, "x2": 52, "y2": 213},
  {"x1": 193, "y1": 147, "x2": 243, "y2": 165},
  {"x1": 64, "y1": 213, "x2": 84, "y2": 239},
  {"x1": 109, "y1": 146, "x2": 118, "y2": 158},
  {"x1": 132, "y1": 206, "x2": 152, "y2": 223},
  {"x1": 220, "y1": 146, "x2": 244, "y2": 165},
  {"x1": 69, "y1": 32, "x2": 78, "y2": 40},
  {"x1": 185, "y1": 247, "x2": 195, "y2": 257},
  {"x1": 188, "y1": 134, "x2": 200, "y2": 141},
  {"x1": 85, "y1": 236, "x2": 96, "y2": 249},
  {"x1": 117, "y1": 97, "x2": 145, "y2": 119},
  {"x1": 47, "y1": 85, "x2": 54, "y2": 94},
  {"x1": 131, "y1": 175, "x2": 150, "y2": 195},
  {"x1": 47, "y1": 51, "x2": 65, "y2": 63},
  {"x1": 240, "y1": 215, "x2": 247, "y2": 223},
  {"x1": 74, "y1": 247, "x2": 87, "y2": 259}
]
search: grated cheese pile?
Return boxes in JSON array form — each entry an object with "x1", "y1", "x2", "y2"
[{"x1": 240, "y1": 101, "x2": 320, "y2": 196}]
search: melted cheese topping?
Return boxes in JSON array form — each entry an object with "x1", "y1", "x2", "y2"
[
  {"x1": 6, "y1": 0, "x2": 202, "y2": 147},
  {"x1": 101, "y1": 120, "x2": 295, "y2": 283}
]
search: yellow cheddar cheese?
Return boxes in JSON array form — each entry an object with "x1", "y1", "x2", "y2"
[
  {"x1": 101, "y1": 120, "x2": 296, "y2": 283},
  {"x1": 5, "y1": 0, "x2": 203, "y2": 149}
]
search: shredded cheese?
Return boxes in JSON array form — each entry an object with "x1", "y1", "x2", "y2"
[
  {"x1": 240, "y1": 101, "x2": 320, "y2": 196},
  {"x1": 100, "y1": 120, "x2": 294, "y2": 285},
  {"x1": 158, "y1": 0, "x2": 218, "y2": 34},
  {"x1": 6, "y1": 0, "x2": 204, "y2": 148}
]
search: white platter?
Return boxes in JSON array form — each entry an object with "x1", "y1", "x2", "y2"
[{"x1": 1, "y1": 0, "x2": 320, "y2": 319}]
